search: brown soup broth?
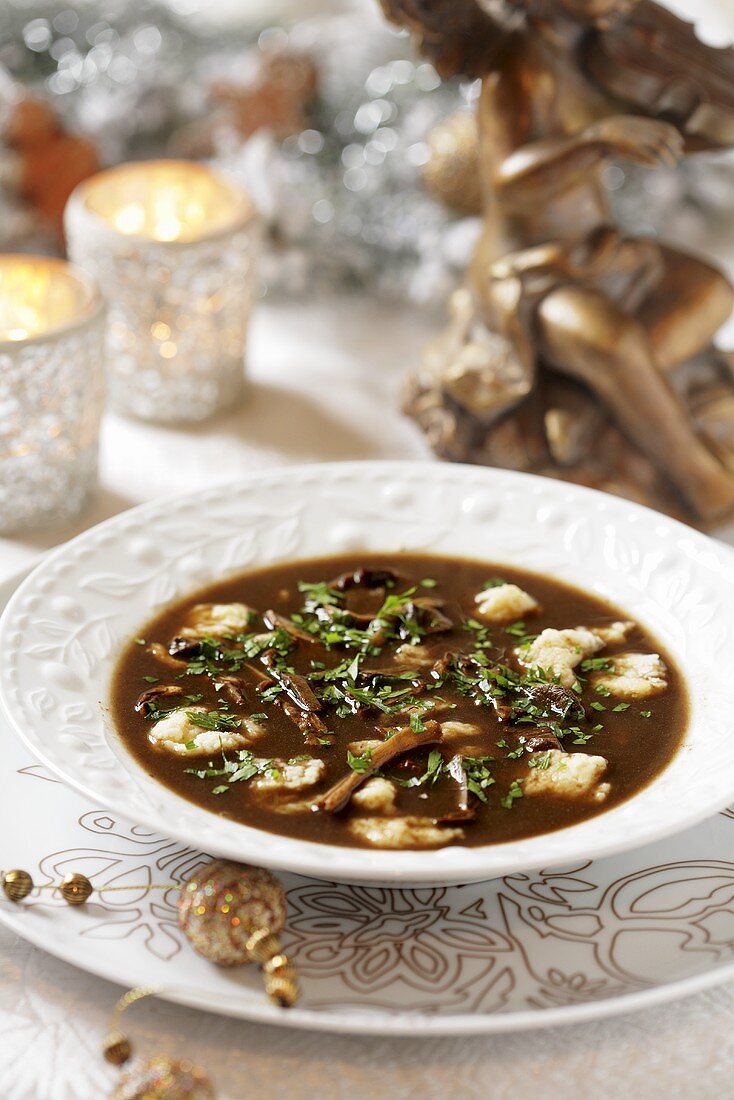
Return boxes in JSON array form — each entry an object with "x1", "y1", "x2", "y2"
[{"x1": 111, "y1": 553, "x2": 687, "y2": 849}]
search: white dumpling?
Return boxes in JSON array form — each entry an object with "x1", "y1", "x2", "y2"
[
  {"x1": 148, "y1": 707, "x2": 249, "y2": 755},
  {"x1": 252, "y1": 757, "x2": 326, "y2": 792},
  {"x1": 523, "y1": 749, "x2": 610, "y2": 802},
  {"x1": 474, "y1": 583, "x2": 539, "y2": 623},
  {"x1": 179, "y1": 602, "x2": 254, "y2": 640},
  {"x1": 591, "y1": 652, "x2": 667, "y2": 699},
  {"x1": 348, "y1": 816, "x2": 464, "y2": 849}
]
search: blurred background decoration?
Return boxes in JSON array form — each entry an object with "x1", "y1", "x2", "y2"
[{"x1": 2, "y1": 0, "x2": 732, "y2": 311}]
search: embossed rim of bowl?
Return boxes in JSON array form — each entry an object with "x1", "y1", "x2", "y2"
[{"x1": 0, "y1": 460, "x2": 732, "y2": 886}]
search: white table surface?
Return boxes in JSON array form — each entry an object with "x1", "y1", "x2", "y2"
[{"x1": 3, "y1": 294, "x2": 734, "y2": 1099}]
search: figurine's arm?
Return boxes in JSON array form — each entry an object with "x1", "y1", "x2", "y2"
[
  {"x1": 479, "y1": 58, "x2": 682, "y2": 204},
  {"x1": 491, "y1": 116, "x2": 682, "y2": 204}
]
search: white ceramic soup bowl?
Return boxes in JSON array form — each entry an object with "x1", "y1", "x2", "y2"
[{"x1": 1, "y1": 461, "x2": 732, "y2": 885}]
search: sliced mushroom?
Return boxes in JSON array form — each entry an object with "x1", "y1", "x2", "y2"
[
  {"x1": 438, "y1": 753, "x2": 476, "y2": 823},
  {"x1": 134, "y1": 684, "x2": 184, "y2": 714},
  {"x1": 367, "y1": 595, "x2": 453, "y2": 642},
  {"x1": 517, "y1": 682, "x2": 586, "y2": 720},
  {"x1": 216, "y1": 675, "x2": 248, "y2": 707},
  {"x1": 315, "y1": 721, "x2": 443, "y2": 814},
  {"x1": 167, "y1": 636, "x2": 203, "y2": 660},
  {"x1": 260, "y1": 652, "x2": 321, "y2": 713},
  {"x1": 523, "y1": 731, "x2": 563, "y2": 753},
  {"x1": 146, "y1": 642, "x2": 191, "y2": 671},
  {"x1": 331, "y1": 567, "x2": 402, "y2": 592},
  {"x1": 402, "y1": 596, "x2": 454, "y2": 635},
  {"x1": 262, "y1": 609, "x2": 316, "y2": 644},
  {"x1": 279, "y1": 698, "x2": 331, "y2": 746}
]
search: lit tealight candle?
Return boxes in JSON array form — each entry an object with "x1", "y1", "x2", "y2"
[
  {"x1": 65, "y1": 160, "x2": 260, "y2": 423},
  {"x1": 0, "y1": 254, "x2": 98, "y2": 341},
  {"x1": 0, "y1": 255, "x2": 105, "y2": 533}
]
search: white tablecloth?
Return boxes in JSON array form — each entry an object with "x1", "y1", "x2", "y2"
[{"x1": 4, "y1": 295, "x2": 734, "y2": 1099}]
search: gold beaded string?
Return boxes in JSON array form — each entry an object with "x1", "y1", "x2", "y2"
[
  {"x1": 102, "y1": 986, "x2": 218, "y2": 1097},
  {"x1": 0, "y1": 868, "x2": 299, "y2": 1008},
  {"x1": 103, "y1": 987, "x2": 159, "y2": 1067}
]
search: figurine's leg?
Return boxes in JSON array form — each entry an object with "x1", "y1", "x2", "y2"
[
  {"x1": 535, "y1": 284, "x2": 734, "y2": 519},
  {"x1": 637, "y1": 246, "x2": 734, "y2": 371}
]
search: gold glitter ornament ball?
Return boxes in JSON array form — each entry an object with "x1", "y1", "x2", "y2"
[
  {"x1": 177, "y1": 859, "x2": 287, "y2": 966},
  {"x1": 110, "y1": 1056, "x2": 214, "y2": 1100},
  {"x1": 422, "y1": 111, "x2": 482, "y2": 216}
]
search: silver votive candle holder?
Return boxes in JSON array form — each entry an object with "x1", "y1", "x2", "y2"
[
  {"x1": 64, "y1": 160, "x2": 260, "y2": 424},
  {"x1": 0, "y1": 254, "x2": 105, "y2": 534}
]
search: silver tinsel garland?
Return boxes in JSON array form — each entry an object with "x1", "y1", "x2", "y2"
[{"x1": 1, "y1": 0, "x2": 732, "y2": 307}]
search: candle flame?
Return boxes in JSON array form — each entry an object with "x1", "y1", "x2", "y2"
[
  {"x1": 0, "y1": 256, "x2": 97, "y2": 342},
  {"x1": 82, "y1": 161, "x2": 250, "y2": 243}
]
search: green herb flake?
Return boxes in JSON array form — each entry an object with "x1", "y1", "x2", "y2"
[
  {"x1": 347, "y1": 749, "x2": 373, "y2": 773},
  {"x1": 580, "y1": 656, "x2": 614, "y2": 673},
  {"x1": 409, "y1": 711, "x2": 426, "y2": 734},
  {"x1": 640, "y1": 709, "x2": 652, "y2": 718},
  {"x1": 463, "y1": 756, "x2": 496, "y2": 802},
  {"x1": 612, "y1": 702, "x2": 631, "y2": 713},
  {"x1": 185, "y1": 709, "x2": 241, "y2": 733},
  {"x1": 500, "y1": 779, "x2": 524, "y2": 810}
]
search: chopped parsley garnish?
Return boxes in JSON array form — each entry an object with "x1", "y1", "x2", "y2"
[
  {"x1": 504, "y1": 621, "x2": 538, "y2": 647},
  {"x1": 463, "y1": 756, "x2": 496, "y2": 802},
  {"x1": 612, "y1": 702, "x2": 631, "y2": 713},
  {"x1": 500, "y1": 779, "x2": 524, "y2": 809},
  {"x1": 185, "y1": 748, "x2": 285, "y2": 790},
  {"x1": 297, "y1": 580, "x2": 342, "y2": 610},
  {"x1": 347, "y1": 749, "x2": 373, "y2": 773},
  {"x1": 185, "y1": 709, "x2": 241, "y2": 733},
  {"x1": 580, "y1": 657, "x2": 614, "y2": 673},
  {"x1": 640, "y1": 710, "x2": 652, "y2": 718}
]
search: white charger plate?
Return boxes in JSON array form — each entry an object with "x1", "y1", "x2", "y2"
[
  {"x1": 2, "y1": 563, "x2": 734, "y2": 1036},
  {"x1": 1, "y1": 461, "x2": 734, "y2": 885}
]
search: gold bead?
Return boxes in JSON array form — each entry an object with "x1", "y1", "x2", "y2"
[
  {"x1": 264, "y1": 972, "x2": 300, "y2": 1008},
  {"x1": 263, "y1": 954, "x2": 297, "y2": 982},
  {"x1": 59, "y1": 872, "x2": 93, "y2": 906},
  {"x1": 245, "y1": 928, "x2": 281, "y2": 964},
  {"x1": 2, "y1": 869, "x2": 33, "y2": 902},
  {"x1": 103, "y1": 1031, "x2": 132, "y2": 1066},
  {"x1": 260, "y1": 950, "x2": 290, "y2": 976}
]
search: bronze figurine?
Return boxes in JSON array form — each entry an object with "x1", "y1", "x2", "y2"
[{"x1": 380, "y1": 0, "x2": 734, "y2": 523}]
